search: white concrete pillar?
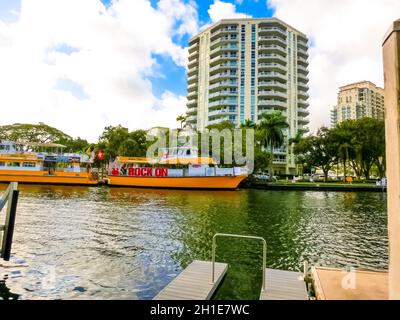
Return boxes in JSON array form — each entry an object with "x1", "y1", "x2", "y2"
[{"x1": 383, "y1": 19, "x2": 400, "y2": 300}]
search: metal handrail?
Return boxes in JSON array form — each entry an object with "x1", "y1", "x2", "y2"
[{"x1": 211, "y1": 233, "x2": 267, "y2": 291}]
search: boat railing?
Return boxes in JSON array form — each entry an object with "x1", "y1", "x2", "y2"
[
  {"x1": 0, "y1": 182, "x2": 19, "y2": 261},
  {"x1": 211, "y1": 233, "x2": 267, "y2": 292}
]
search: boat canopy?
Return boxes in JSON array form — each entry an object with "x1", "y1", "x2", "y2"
[
  {"x1": 157, "y1": 157, "x2": 215, "y2": 165},
  {"x1": 116, "y1": 157, "x2": 156, "y2": 164}
]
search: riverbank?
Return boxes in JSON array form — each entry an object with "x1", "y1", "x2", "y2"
[{"x1": 243, "y1": 181, "x2": 387, "y2": 192}]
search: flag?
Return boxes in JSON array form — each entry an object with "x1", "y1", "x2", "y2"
[{"x1": 85, "y1": 147, "x2": 91, "y2": 157}]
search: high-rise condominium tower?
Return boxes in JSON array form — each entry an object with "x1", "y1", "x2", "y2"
[
  {"x1": 186, "y1": 18, "x2": 310, "y2": 175},
  {"x1": 330, "y1": 81, "x2": 385, "y2": 127}
]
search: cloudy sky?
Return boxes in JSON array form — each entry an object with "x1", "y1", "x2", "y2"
[{"x1": 0, "y1": 0, "x2": 399, "y2": 142}]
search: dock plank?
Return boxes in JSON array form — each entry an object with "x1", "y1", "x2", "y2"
[
  {"x1": 154, "y1": 260, "x2": 228, "y2": 300},
  {"x1": 260, "y1": 268, "x2": 308, "y2": 300}
]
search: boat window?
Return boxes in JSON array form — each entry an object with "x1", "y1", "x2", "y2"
[
  {"x1": 7, "y1": 162, "x2": 20, "y2": 167},
  {"x1": 0, "y1": 162, "x2": 5, "y2": 167},
  {"x1": 22, "y1": 162, "x2": 36, "y2": 167},
  {"x1": 186, "y1": 149, "x2": 191, "y2": 155}
]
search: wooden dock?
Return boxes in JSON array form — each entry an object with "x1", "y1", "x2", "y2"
[
  {"x1": 260, "y1": 268, "x2": 308, "y2": 300},
  {"x1": 154, "y1": 260, "x2": 228, "y2": 300}
]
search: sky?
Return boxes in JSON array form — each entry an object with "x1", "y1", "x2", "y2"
[{"x1": 0, "y1": 0, "x2": 399, "y2": 142}]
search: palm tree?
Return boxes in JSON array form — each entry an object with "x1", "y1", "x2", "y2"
[
  {"x1": 289, "y1": 131, "x2": 304, "y2": 175},
  {"x1": 258, "y1": 112, "x2": 289, "y2": 178},
  {"x1": 241, "y1": 119, "x2": 255, "y2": 129},
  {"x1": 176, "y1": 115, "x2": 187, "y2": 129}
]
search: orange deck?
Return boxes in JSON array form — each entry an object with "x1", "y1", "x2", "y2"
[
  {"x1": 108, "y1": 175, "x2": 247, "y2": 189},
  {"x1": 0, "y1": 170, "x2": 98, "y2": 185}
]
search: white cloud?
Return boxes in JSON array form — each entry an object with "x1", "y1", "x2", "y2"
[
  {"x1": 0, "y1": 0, "x2": 198, "y2": 142},
  {"x1": 267, "y1": 0, "x2": 400, "y2": 132},
  {"x1": 208, "y1": 0, "x2": 250, "y2": 23}
]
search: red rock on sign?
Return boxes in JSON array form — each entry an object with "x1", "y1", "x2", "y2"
[{"x1": 97, "y1": 150, "x2": 104, "y2": 161}]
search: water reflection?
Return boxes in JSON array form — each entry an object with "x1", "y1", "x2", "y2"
[{"x1": 0, "y1": 185, "x2": 387, "y2": 300}]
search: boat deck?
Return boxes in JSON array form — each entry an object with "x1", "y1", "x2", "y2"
[
  {"x1": 312, "y1": 266, "x2": 388, "y2": 300},
  {"x1": 260, "y1": 268, "x2": 308, "y2": 300},
  {"x1": 153, "y1": 260, "x2": 228, "y2": 300}
]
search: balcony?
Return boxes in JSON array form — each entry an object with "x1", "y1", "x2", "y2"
[
  {"x1": 209, "y1": 91, "x2": 237, "y2": 100},
  {"x1": 258, "y1": 26, "x2": 287, "y2": 37},
  {"x1": 258, "y1": 81, "x2": 287, "y2": 91},
  {"x1": 187, "y1": 107, "x2": 197, "y2": 116},
  {"x1": 210, "y1": 54, "x2": 237, "y2": 65},
  {"x1": 258, "y1": 63, "x2": 287, "y2": 74},
  {"x1": 187, "y1": 90, "x2": 197, "y2": 99},
  {"x1": 258, "y1": 36, "x2": 287, "y2": 47},
  {"x1": 297, "y1": 42, "x2": 308, "y2": 52},
  {"x1": 209, "y1": 62, "x2": 238, "y2": 74},
  {"x1": 187, "y1": 74, "x2": 198, "y2": 84},
  {"x1": 298, "y1": 99, "x2": 309, "y2": 107},
  {"x1": 188, "y1": 82, "x2": 196, "y2": 90},
  {"x1": 208, "y1": 117, "x2": 232, "y2": 126},
  {"x1": 187, "y1": 98, "x2": 197, "y2": 107},
  {"x1": 188, "y1": 50, "x2": 199, "y2": 59},
  {"x1": 210, "y1": 37, "x2": 238, "y2": 49},
  {"x1": 258, "y1": 54, "x2": 287, "y2": 65},
  {"x1": 209, "y1": 99, "x2": 237, "y2": 109},
  {"x1": 208, "y1": 108, "x2": 237, "y2": 118},
  {"x1": 258, "y1": 100, "x2": 287, "y2": 110},
  {"x1": 210, "y1": 44, "x2": 239, "y2": 57},
  {"x1": 188, "y1": 42, "x2": 199, "y2": 54},
  {"x1": 209, "y1": 81, "x2": 238, "y2": 91},
  {"x1": 209, "y1": 72, "x2": 237, "y2": 83},
  {"x1": 258, "y1": 91, "x2": 287, "y2": 100},
  {"x1": 186, "y1": 115, "x2": 197, "y2": 122},
  {"x1": 297, "y1": 65, "x2": 309, "y2": 75},
  {"x1": 297, "y1": 47, "x2": 308, "y2": 58},
  {"x1": 188, "y1": 66, "x2": 198, "y2": 77},
  {"x1": 297, "y1": 56, "x2": 308, "y2": 66},
  {"x1": 188, "y1": 58, "x2": 198, "y2": 68},
  {"x1": 258, "y1": 109, "x2": 287, "y2": 117},
  {"x1": 210, "y1": 27, "x2": 238, "y2": 40},
  {"x1": 298, "y1": 83, "x2": 309, "y2": 91},
  {"x1": 258, "y1": 45, "x2": 287, "y2": 56},
  {"x1": 297, "y1": 73, "x2": 309, "y2": 84},
  {"x1": 298, "y1": 109, "x2": 310, "y2": 117},
  {"x1": 298, "y1": 91, "x2": 309, "y2": 100},
  {"x1": 298, "y1": 118, "x2": 310, "y2": 125},
  {"x1": 258, "y1": 71, "x2": 287, "y2": 82}
]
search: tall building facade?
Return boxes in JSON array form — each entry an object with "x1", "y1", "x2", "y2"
[
  {"x1": 331, "y1": 81, "x2": 385, "y2": 127},
  {"x1": 186, "y1": 18, "x2": 310, "y2": 175}
]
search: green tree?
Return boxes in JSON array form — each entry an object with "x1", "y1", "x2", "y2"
[
  {"x1": 176, "y1": 115, "x2": 187, "y2": 129},
  {"x1": 294, "y1": 127, "x2": 336, "y2": 182},
  {"x1": 0, "y1": 123, "x2": 72, "y2": 143},
  {"x1": 241, "y1": 119, "x2": 255, "y2": 129},
  {"x1": 257, "y1": 112, "x2": 289, "y2": 176}
]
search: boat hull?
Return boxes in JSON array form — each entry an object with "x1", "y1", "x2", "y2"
[
  {"x1": 107, "y1": 175, "x2": 247, "y2": 190},
  {"x1": 0, "y1": 170, "x2": 98, "y2": 186}
]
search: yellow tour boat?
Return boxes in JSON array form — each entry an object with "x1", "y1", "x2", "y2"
[
  {"x1": 107, "y1": 147, "x2": 248, "y2": 190},
  {"x1": 0, "y1": 140, "x2": 98, "y2": 185}
]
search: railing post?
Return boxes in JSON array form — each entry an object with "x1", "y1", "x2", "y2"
[
  {"x1": 1, "y1": 182, "x2": 19, "y2": 261},
  {"x1": 211, "y1": 234, "x2": 217, "y2": 284},
  {"x1": 211, "y1": 233, "x2": 267, "y2": 291}
]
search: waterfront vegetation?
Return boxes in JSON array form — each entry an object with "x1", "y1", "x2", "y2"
[{"x1": 0, "y1": 115, "x2": 386, "y2": 182}]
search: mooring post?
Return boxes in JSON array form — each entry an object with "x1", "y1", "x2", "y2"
[
  {"x1": 383, "y1": 19, "x2": 400, "y2": 300},
  {"x1": 1, "y1": 183, "x2": 19, "y2": 261}
]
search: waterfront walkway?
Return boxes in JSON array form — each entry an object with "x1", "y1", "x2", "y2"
[
  {"x1": 260, "y1": 268, "x2": 308, "y2": 300},
  {"x1": 154, "y1": 260, "x2": 228, "y2": 300}
]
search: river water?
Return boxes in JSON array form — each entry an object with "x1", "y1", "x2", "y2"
[{"x1": 0, "y1": 185, "x2": 388, "y2": 300}]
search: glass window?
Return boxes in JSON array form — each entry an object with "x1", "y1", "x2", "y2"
[
  {"x1": 7, "y1": 162, "x2": 20, "y2": 167},
  {"x1": 0, "y1": 162, "x2": 5, "y2": 167},
  {"x1": 23, "y1": 162, "x2": 36, "y2": 167}
]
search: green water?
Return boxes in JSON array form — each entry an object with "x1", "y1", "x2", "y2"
[{"x1": 0, "y1": 185, "x2": 388, "y2": 300}]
